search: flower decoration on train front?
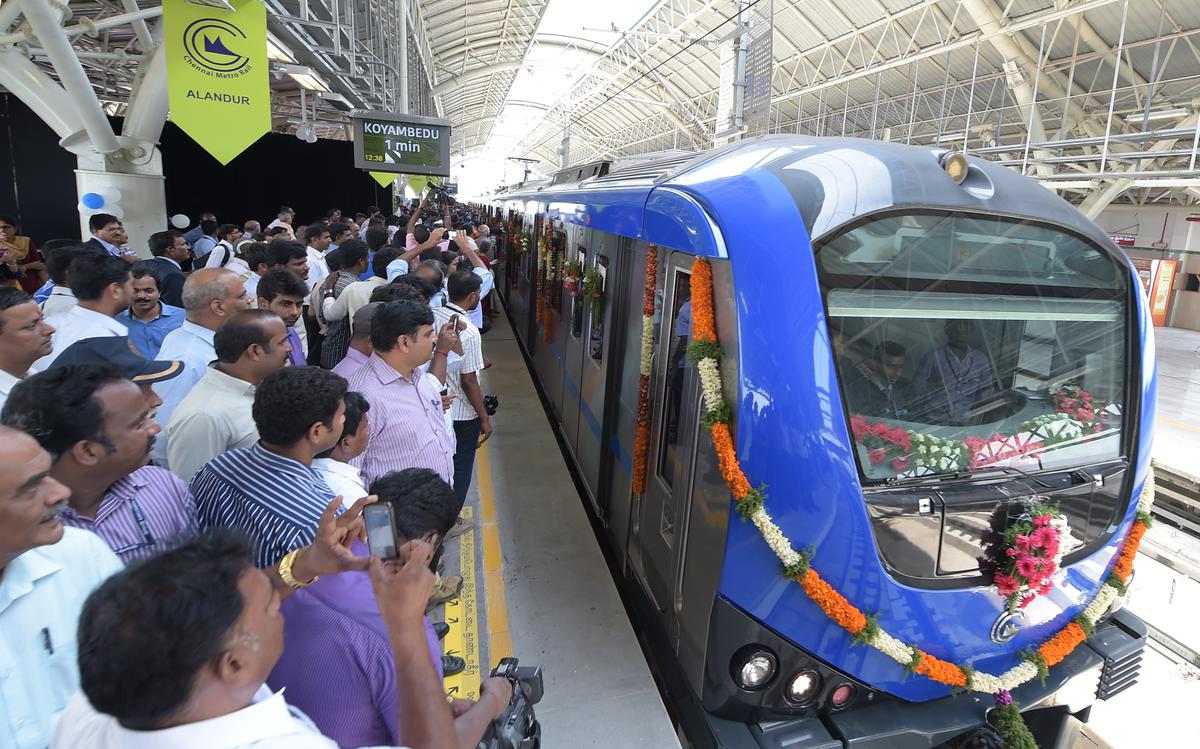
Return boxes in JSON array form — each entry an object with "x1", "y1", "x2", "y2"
[
  {"x1": 982, "y1": 499, "x2": 1070, "y2": 614},
  {"x1": 685, "y1": 255, "x2": 1154, "y2": 749}
]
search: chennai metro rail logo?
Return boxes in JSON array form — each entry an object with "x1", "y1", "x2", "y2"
[{"x1": 182, "y1": 18, "x2": 251, "y2": 77}]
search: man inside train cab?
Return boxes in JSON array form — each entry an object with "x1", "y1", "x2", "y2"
[
  {"x1": 842, "y1": 340, "x2": 913, "y2": 421},
  {"x1": 916, "y1": 319, "x2": 994, "y2": 425}
]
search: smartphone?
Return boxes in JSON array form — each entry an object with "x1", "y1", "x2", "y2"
[
  {"x1": 363, "y1": 503, "x2": 398, "y2": 560},
  {"x1": 450, "y1": 313, "x2": 462, "y2": 333}
]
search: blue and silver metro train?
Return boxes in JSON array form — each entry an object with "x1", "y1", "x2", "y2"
[{"x1": 487, "y1": 135, "x2": 1152, "y2": 748}]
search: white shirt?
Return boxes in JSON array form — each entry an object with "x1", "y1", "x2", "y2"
[
  {"x1": 32, "y1": 305, "x2": 127, "y2": 372},
  {"x1": 467, "y1": 266, "x2": 494, "y2": 329},
  {"x1": 151, "y1": 322, "x2": 217, "y2": 466},
  {"x1": 167, "y1": 365, "x2": 259, "y2": 483},
  {"x1": 203, "y1": 240, "x2": 236, "y2": 269},
  {"x1": 431, "y1": 304, "x2": 484, "y2": 422},
  {"x1": 312, "y1": 458, "x2": 369, "y2": 510},
  {"x1": 51, "y1": 685, "x2": 407, "y2": 748},
  {"x1": 2, "y1": 528, "x2": 123, "y2": 749},
  {"x1": 305, "y1": 246, "x2": 330, "y2": 292},
  {"x1": 39, "y1": 287, "x2": 77, "y2": 317},
  {"x1": 0, "y1": 368, "x2": 29, "y2": 412}
]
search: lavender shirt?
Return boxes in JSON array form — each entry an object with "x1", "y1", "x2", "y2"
[
  {"x1": 349, "y1": 353, "x2": 455, "y2": 487},
  {"x1": 917, "y1": 347, "x2": 994, "y2": 422},
  {"x1": 59, "y1": 465, "x2": 199, "y2": 564},
  {"x1": 267, "y1": 541, "x2": 442, "y2": 747},
  {"x1": 331, "y1": 346, "x2": 368, "y2": 380}
]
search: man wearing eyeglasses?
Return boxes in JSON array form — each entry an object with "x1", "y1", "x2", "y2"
[
  {"x1": 1, "y1": 363, "x2": 198, "y2": 565},
  {"x1": 82, "y1": 214, "x2": 137, "y2": 264}
]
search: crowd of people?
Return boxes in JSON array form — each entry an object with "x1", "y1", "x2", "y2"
[{"x1": 0, "y1": 197, "x2": 513, "y2": 749}]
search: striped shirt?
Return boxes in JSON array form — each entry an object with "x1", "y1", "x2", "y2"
[
  {"x1": 190, "y1": 443, "x2": 336, "y2": 568},
  {"x1": 319, "y1": 271, "x2": 360, "y2": 369},
  {"x1": 349, "y1": 353, "x2": 454, "y2": 487},
  {"x1": 59, "y1": 466, "x2": 199, "y2": 565}
]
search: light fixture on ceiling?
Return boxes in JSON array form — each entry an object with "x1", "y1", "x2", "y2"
[
  {"x1": 266, "y1": 33, "x2": 294, "y2": 63},
  {"x1": 282, "y1": 64, "x2": 330, "y2": 93},
  {"x1": 317, "y1": 91, "x2": 353, "y2": 112},
  {"x1": 1140, "y1": 107, "x2": 1190, "y2": 123},
  {"x1": 1039, "y1": 180, "x2": 1100, "y2": 190},
  {"x1": 1130, "y1": 178, "x2": 1200, "y2": 188}
]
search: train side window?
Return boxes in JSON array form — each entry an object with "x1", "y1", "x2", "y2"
[
  {"x1": 656, "y1": 269, "x2": 693, "y2": 491},
  {"x1": 571, "y1": 247, "x2": 587, "y2": 338},
  {"x1": 550, "y1": 232, "x2": 564, "y2": 314},
  {"x1": 588, "y1": 255, "x2": 609, "y2": 361}
]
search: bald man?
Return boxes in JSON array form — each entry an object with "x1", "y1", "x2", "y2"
[
  {"x1": 151, "y1": 268, "x2": 252, "y2": 466},
  {"x1": 0, "y1": 426, "x2": 123, "y2": 746}
]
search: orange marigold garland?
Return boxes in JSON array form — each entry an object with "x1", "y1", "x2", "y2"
[
  {"x1": 684, "y1": 253, "x2": 1154, "y2": 748},
  {"x1": 631, "y1": 246, "x2": 659, "y2": 494}
]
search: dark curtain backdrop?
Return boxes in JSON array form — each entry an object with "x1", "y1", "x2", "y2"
[
  {"x1": 0, "y1": 93, "x2": 393, "y2": 244},
  {"x1": 0, "y1": 93, "x2": 80, "y2": 243}
]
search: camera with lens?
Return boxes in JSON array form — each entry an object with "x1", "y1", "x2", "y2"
[
  {"x1": 477, "y1": 657, "x2": 542, "y2": 749},
  {"x1": 483, "y1": 394, "x2": 499, "y2": 416}
]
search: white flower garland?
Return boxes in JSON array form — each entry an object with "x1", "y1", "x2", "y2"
[
  {"x1": 696, "y1": 357, "x2": 724, "y2": 415},
  {"x1": 639, "y1": 315, "x2": 655, "y2": 377},
  {"x1": 691, "y1": 341, "x2": 1157, "y2": 695}
]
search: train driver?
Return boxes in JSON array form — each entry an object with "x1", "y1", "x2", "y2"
[
  {"x1": 916, "y1": 319, "x2": 994, "y2": 424},
  {"x1": 842, "y1": 340, "x2": 913, "y2": 422}
]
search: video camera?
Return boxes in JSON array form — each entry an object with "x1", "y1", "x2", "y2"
[{"x1": 477, "y1": 657, "x2": 543, "y2": 749}]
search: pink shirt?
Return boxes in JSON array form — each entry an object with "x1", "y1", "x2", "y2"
[
  {"x1": 332, "y1": 346, "x2": 369, "y2": 381},
  {"x1": 348, "y1": 353, "x2": 455, "y2": 487}
]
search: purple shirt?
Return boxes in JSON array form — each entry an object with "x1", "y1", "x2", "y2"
[
  {"x1": 267, "y1": 541, "x2": 442, "y2": 747},
  {"x1": 917, "y1": 347, "x2": 994, "y2": 422},
  {"x1": 349, "y1": 353, "x2": 455, "y2": 487},
  {"x1": 332, "y1": 346, "x2": 368, "y2": 381},
  {"x1": 286, "y1": 327, "x2": 306, "y2": 367},
  {"x1": 60, "y1": 465, "x2": 199, "y2": 564}
]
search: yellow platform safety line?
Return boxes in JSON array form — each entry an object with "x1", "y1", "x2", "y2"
[
  {"x1": 1159, "y1": 416, "x2": 1200, "y2": 435},
  {"x1": 477, "y1": 443, "x2": 512, "y2": 661},
  {"x1": 443, "y1": 505, "x2": 480, "y2": 701}
]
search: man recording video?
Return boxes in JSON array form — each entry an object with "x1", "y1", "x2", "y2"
[{"x1": 267, "y1": 468, "x2": 512, "y2": 748}]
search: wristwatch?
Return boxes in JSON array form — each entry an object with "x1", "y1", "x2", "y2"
[{"x1": 278, "y1": 549, "x2": 317, "y2": 589}]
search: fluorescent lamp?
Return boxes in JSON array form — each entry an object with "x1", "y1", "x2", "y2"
[
  {"x1": 266, "y1": 33, "x2": 294, "y2": 63},
  {"x1": 1039, "y1": 180, "x2": 1099, "y2": 190},
  {"x1": 1141, "y1": 108, "x2": 1190, "y2": 123},
  {"x1": 282, "y1": 65, "x2": 329, "y2": 92},
  {"x1": 1130, "y1": 178, "x2": 1200, "y2": 188}
]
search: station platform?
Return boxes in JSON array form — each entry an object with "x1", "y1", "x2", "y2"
[
  {"x1": 1078, "y1": 325, "x2": 1200, "y2": 748},
  {"x1": 436, "y1": 308, "x2": 680, "y2": 747}
]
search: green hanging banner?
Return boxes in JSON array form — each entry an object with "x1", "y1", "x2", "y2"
[
  {"x1": 370, "y1": 171, "x2": 398, "y2": 188},
  {"x1": 164, "y1": 0, "x2": 270, "y2": 164}
]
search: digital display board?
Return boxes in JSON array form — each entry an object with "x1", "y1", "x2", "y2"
[{"x1": 352, "y1": 111, "x2": 451, "y2": 177}]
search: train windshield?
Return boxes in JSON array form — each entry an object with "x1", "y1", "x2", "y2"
[{"x1": 817, "y1": 212, "x2": 1128, "y2": 484}]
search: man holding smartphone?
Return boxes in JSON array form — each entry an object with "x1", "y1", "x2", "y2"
[{"x1": 267, "y1": 468, "x2": 510, "y2": 748}]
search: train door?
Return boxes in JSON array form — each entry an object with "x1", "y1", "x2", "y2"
[
  {"x1": 560, "y1": 234, "x2": 588, "y2": 457},
  {"x1": 602, "y1": 241, "x2": 661, "y2": 559},
  {"x1": 532, "y1": 225, "x2": 566, "y2": 418},
  {"x1": 629, "y1": 252, "x2": 702, "y2": 634},
  {"x1": 575, "y1": 231, "x2": 625, "y2": 507}
]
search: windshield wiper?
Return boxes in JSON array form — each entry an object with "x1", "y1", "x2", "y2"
[{"x1": 885, "y1": 463, "x2": 1051, "y2": 489}]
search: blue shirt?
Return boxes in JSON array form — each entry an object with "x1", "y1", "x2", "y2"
[
  {"x1": 32, "y1": 280, "x2": 53, "y2": 304},
  {"x1": 181, "y1": 225, "x2": 206, "y2": 245},
  {"x1": 151, "y1": 321, "x2": 216, "y2": 466},
  {"x1": 190, "y1": 443, "x2": 336, "y2": 568},
  {"x1": 0, "y1": 528, "x2": 123, "y2": 749},
  {"x1": 92, "y1": 237, "x2": 123, "y2": 256},
  {"x1": 116, "y1": 303, "x2": 185, "y2": 358},
  {"x1": 191, "y1": 235, "x2": 218, "y2": 262},
  {"x1": 359, "y1": 251, "x2": 375, "y2": 281}
]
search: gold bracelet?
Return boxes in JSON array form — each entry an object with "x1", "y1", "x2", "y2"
[{"x1": 278, "y1": 549, "x2": 317, "y2": 589}]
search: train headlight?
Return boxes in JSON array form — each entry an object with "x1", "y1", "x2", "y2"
[
  {"x1": 732, "y1": 648, "x2": 777, "y2": 690},
  {"x1": 785, "y1": 670, "x2": 822, "y2": 705},
  {"x1": 940, "y1": 151, "x2": 969, "y2": 183},
  {"x1": 830, "y1": 682, "x2": 858, "y2": 709}
]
